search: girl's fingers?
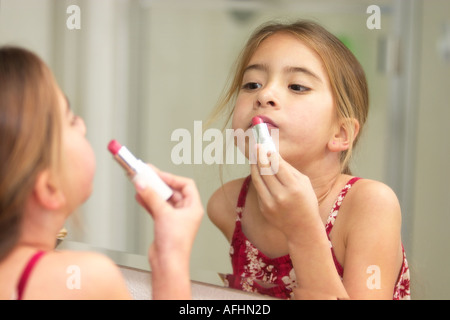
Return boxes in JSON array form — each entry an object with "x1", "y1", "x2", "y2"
[
  {"x1": 255, "y1": 145, "x2": 285, "y2": 193},
  {"x1": 134, "y1": 180, "x2": 168, "y2": 218},
  {"x1": 140, "y1": 163, "x2": 200, "y2": 205},
  {"x1": 250, "y1": 163, "x2": 272, "y2": 201},
  {"x1": 256, "y1": 144, "x2": 300, "y2": 188},
  {"x1": 168, "y1": 190, "x2": 184, "y2": 208},
  {"x1": 157, "y1": 169, "x2": 194, "y2": 192}
]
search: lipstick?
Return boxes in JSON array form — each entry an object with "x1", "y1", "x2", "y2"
[
  {"x1": 108, "y1": 140, "x2": 173, "y2": 200},
  {"x1": 252, "y1": 116, "x2": 277, "y2": 153}
]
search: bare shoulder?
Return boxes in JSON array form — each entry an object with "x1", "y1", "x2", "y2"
[
  {"x1": 207, "y1": 177, "x2": 247, "y2": 241},
  {"x1": 27, "y1": 250, "x2": 131, "y2": 299},
  {"x1": 349, "y1": 178, "x2": 401, "y2": 212},
  {"x1": 343, "y1": 178, "x2": 402, "y2": 233}
]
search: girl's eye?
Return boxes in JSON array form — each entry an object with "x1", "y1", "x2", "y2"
[
  {"x1": 289, "y1": 84, "x2": 310, "y2": 92},
  {"x1": 242, "y1": 82, "x2": 262, "y2": 90}
]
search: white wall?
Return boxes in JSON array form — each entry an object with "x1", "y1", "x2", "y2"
[
  {"x1": 409, "y1": 0, "x2": 450, "y2": 299},
  {"x1": 0, "y1": 0, "x2": 54, "y2": 64}
]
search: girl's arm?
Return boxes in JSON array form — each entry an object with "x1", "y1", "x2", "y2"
[
  {"x1": 134, "y1": 169, "x2": 204, "y2": 300},
  {"x1": 338, "y1": 179, "x2": 404, "y2": 299}
]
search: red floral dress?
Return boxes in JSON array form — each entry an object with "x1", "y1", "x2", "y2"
[{"x1": 225, "y1": 176, "x2": 411, "y2": 299}]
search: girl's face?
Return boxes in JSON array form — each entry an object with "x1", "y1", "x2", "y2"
[
  {"x1": 232, "y1": 32, "x2": 338, "y2": 170},
  {"x1": 56, "y1": 88, "x2": 96, "y2": 213}
]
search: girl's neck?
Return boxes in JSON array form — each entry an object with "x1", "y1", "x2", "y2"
[
  {"x1": 17, "y1": 231, "x2": 58, "y2": 252},
  {"x1": 19, "y1": 207, "x2": 66, "y2": 252},
  {"x1": 292, "y1": 155, "x2": 344, "y2": 209},
  {"x1": 311, "y1": 172, "x2": 341, "y2": 205}
]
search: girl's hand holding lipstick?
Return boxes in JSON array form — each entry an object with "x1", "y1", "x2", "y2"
[
  {"x1": 250, "y1": 144, "x2": 320, "y2": 241},
  {"x1": 250, "y1": 145, "x2": 351, "y2": 298},
  {"x1": 134, "y1": 166, "x2": 204, "y2": 299}
]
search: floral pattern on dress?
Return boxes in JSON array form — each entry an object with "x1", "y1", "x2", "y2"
[
  {"x1": 233, "y1": 239, "x2": 295, "y2": 299},
  {"x1": 393, "y1": 248, "x2": 411, "y2": 300}
]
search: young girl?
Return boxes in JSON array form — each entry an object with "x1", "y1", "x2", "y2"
[
  {"x1": 0, "y1": 46, "x2": 203, "y2": 300},
  {"x1": 207, "y1": 20, "x2": 410, "y2": 300}
]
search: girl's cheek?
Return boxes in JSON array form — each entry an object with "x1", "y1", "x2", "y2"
[{"x1": 230, "y1": 111, "x2": 240, "y2": 131}]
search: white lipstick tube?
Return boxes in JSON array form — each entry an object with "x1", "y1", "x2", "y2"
[
  {"x1": 108, "y1": 140, "x2": 173, "y2": 200},
  {"x1": 252, "y1": 116, "x2": 277, "y2": 153}
]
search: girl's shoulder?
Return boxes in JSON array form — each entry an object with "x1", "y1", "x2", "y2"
[
  {"x1": 346, "y1": 178, "x2": 400, "y2": 210},
  {"x1": 24, "y1": 250, "x2": 131, "y2": 299},
  {"x1": 340, "y1": 177, "x2": 402, "y2": 233},
  {"x1": 207, "y1": 177, "x2": 247, "y2": 241},
  {"x1": 211, "y1": 176, "x2": 248, "y2": 198}
]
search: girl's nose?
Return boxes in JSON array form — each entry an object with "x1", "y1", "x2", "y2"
[{"x1": 255, "y1": 86, "x2": 278, "y2": 108}]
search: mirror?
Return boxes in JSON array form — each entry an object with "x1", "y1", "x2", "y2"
[{"x1": 2, "y1": 0, "x2": 449, "y2": 299}]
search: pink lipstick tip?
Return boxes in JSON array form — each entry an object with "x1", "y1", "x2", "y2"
[
  {"x1": 252, "y1": 116, "x2": 263, "y2": 126},
  {"x1": 108, "y1": 139, "x2": 122, "y2": 155}
]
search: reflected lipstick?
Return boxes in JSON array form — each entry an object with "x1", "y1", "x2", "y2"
[{"x1": 252, "y1": 116, "x2": 277, "y2": 153}]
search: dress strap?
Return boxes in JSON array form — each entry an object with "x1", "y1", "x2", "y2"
[
  {"x1": 325, "y1": 177, "x2": 361, "y2": 235},
  {"x1": 17, "y1": 250, "x2": 46, "y2": 300},
  {"x1": 236, "y1": 175, "x2": 251, "y2": 219}
]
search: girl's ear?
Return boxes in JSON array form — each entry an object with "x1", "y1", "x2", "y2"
[
  {"x1": 33, "y1": 169, "x2": 66, "y2": 210},
  {"x1": 328, "y1": 118, "x2": 360, "y2": 152}
]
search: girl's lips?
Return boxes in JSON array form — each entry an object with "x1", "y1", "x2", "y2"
[
  {"x1": 251, "y1": 115, "x2": 278, "y2": 128},
  {"x1": 265, "y1": 123, "x2": 278, "y2": 131}
]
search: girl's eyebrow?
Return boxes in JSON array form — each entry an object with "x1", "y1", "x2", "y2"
[
  {"x1": 285, "y1": 66, "x2": 322, "y2": 83},
  {"x1": 243, "y1": 63, "x2": 268, "y2": 74},
  {"x1": 243, "y1": 63, "x2": 322, "y2": 83}
]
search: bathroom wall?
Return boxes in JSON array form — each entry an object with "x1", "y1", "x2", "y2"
[
  {"x1": 0, "y1": 0, "x2": 54, "y2": 60},
  {"x1": 409, "y1": 0, "x2": 450, "y2": 299}
]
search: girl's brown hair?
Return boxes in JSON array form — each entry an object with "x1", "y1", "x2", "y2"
[
  {"x1": 209, "y1": 20, "x2": 369, "y2": 174},
  {"x1": 0, "y1": 47, "x2": 61, "y2": 261}
]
